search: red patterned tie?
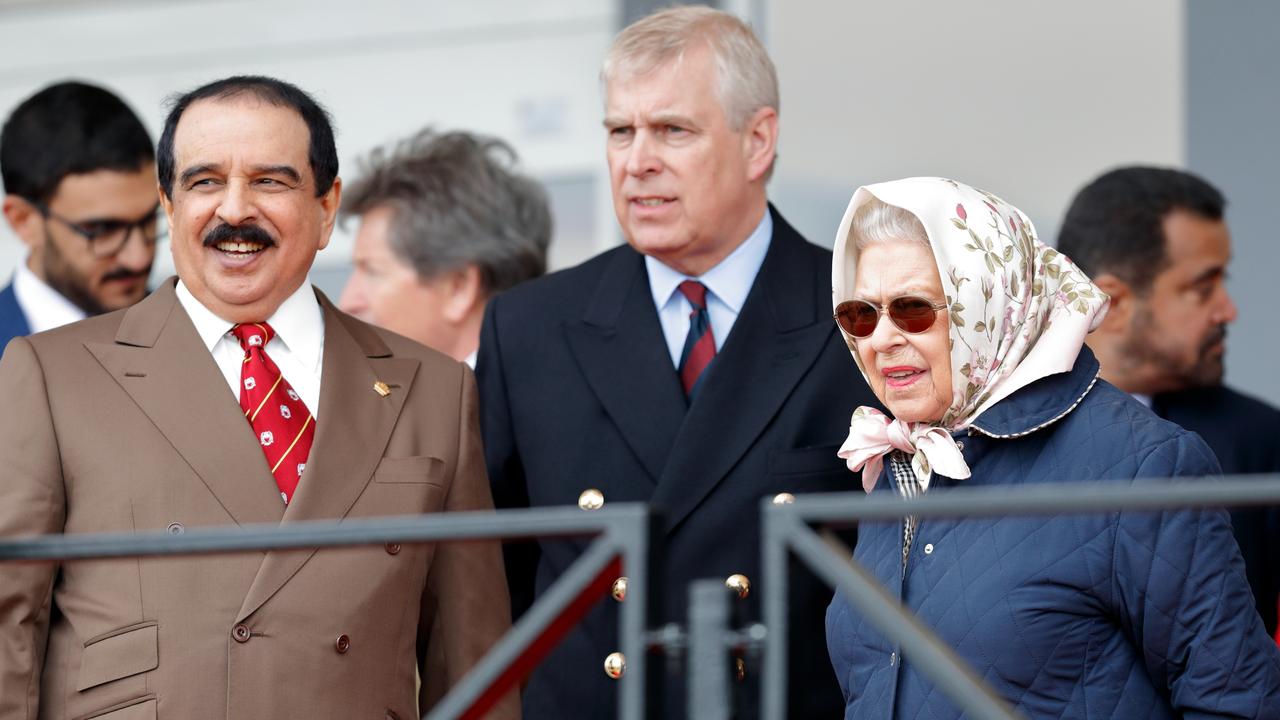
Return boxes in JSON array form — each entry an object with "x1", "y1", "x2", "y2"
[
  {"x1": 231, "y1": 323, "x2": 315, "y2": 505},
  {"x1": 677, "y1": 280, "x2": 716, "y2": 397}
]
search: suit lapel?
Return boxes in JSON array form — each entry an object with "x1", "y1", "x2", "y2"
[
  {"x1": 85, "y1": 279, "x2": 285, "y2": 527},
  {"x1": 238, "y1": 292, "x2": 419, "y2": 620},
  {"x1": 651, "y1": 211, "x2": 836, "y2": 532},
  {"x1": 563, "y1": 248, "x2": 687, "y2": 484}
]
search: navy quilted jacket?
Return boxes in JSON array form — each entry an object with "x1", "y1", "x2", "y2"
[{"x1": 826, "y1": 347, "x2": 1280, "y2": 719}]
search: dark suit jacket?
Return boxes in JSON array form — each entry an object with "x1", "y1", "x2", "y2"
[
  {"x1": 0, "y1": 279, "x2": 517, "y2": 720},
  {"x1": 1153, "y1": 385, "x2": 1280, "y2": 635},
  {"x1": 478, "y1": 208, "x2": 879, "y2": 718},
  {"x1": 0, "y1": 281, "x2": 32, "y2": 351}
]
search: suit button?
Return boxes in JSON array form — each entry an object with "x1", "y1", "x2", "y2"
[
  {"x1": 166, "y1": 522, "x2": 185, "y2": 535},
  {"x1": 603, "y1": 651, "x2": 626, "y2": 679},
  {"x1": 725, "y1": 573, "x2": 750, "y2": 599},
  {"x1": 385, "y1": 542, "x2": 401, "y2": 555},
  {"x1": 232, "y1": 624, "x2": 251, "y2": 643},
  {"x1": 611, "y1": 577, "x2": 628, "y2": 602},
  {"x1": 335, "y1": 634, "x2": 351, "y2": 654},
  {"x1": 578, "y1": 488, "x2": 604, "y2": 511},
  {"x1": 735, "y1": 657, "x2": 746, "y2": 682}
]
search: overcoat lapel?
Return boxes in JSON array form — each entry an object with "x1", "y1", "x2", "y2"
[
  {"x1": 651, "y1": 211, "x2": 836, "y2": 532},
  {"x1": 238, "y1": 292, "x2": 419, "y2": 620},
  {"x1": 563, "y1": 249, "x2": 687, "y2": 484},
  {"x1": 86, "y1": 279, "x2": 285, "y2": 527}
]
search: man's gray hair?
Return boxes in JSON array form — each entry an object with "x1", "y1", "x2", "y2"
[
  {"x1": 342, "y1": 129, "x2": 551, "y2": 295},
  {"x1": 602, "y1": 5, "x2": 779, "y2": 131}
]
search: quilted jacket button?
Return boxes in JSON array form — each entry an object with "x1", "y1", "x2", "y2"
[
  {"x1": 889, "y1": 651, "x2": 898, "y2": 666},
  {"x1": 956, "y1": 441, "x2": 965, "y2": 451},
  {"x1": 924, "y1": 543, "x2": 934, "y2": 555}
]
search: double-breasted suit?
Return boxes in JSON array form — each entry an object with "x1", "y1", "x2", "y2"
[
  {"x1": 0, "y1": 279, "x2": 516, "y2": 720},
  {"x1": 478, "y1": 208, "x2": 879, "y2": 718}
]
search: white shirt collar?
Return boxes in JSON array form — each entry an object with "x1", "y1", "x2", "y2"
[
  {"x1": 12, "y1": 261, "x2": 87, "y2": 334},
  {"x1": 175, "y1": 279, "x2": 324, "y2": 372},
  {"x1": 645, "y1": 209, "x2": 772, "y2": 312}
]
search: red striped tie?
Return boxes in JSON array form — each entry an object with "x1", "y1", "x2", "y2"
[
  {"x1": 677, "y1": 280, "x2": 716, "y2": 397},
  {"x1": 232, "y1": 323, "x2": 315, "y2": 505}
]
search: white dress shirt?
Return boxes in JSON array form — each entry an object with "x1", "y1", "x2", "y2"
[
  {"x1": 12, "y1": 262, "x2": 86, "y2": 334},
  {"x1": 176, "y1": 280, "x2": 325, "y2": 416},
  {"x1": 646, "y1": 210, "x2": 772, "y2": 368}
]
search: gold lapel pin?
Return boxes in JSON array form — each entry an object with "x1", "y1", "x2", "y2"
[{"x1": 373, "y1": 381, "x2": 391, "y2": 397}]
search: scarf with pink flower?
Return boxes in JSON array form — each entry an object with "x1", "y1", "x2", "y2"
[{"x1": 832, "y1": 177, "x2": 1109, "y2": 492}]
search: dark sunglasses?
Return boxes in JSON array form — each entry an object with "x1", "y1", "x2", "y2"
[{"x1": 834, "y1": 296, "x2": 948, "y2": 338}]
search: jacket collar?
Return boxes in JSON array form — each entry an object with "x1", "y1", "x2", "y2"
[{"x1": 967, "y1": 345, "x2": 1101, "y2": 439}]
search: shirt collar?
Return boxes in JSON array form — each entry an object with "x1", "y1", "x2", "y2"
[
  {"x1": 12, "y1": 261, "x2": 87, "y2": 333},
  {"x1": 646, "y1": 209, "x2": 772, "y2": 310},
  {"x1": 175, "y1": 279, "x2": 324, "y2": 369}
]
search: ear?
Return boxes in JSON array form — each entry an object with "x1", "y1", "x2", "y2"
[
  {"x1": 157, "y1": 184, "x2": 175, "y2": 227},
  {"x1": 741, "y1": 106, "x2": 779, "y2": 183},
  {"x1": 440, "y1": 265, "x2": 485, "y2": 324},
  {"x1": 1090, "y1": 273, "x2": 1133, "y2": 334},
  {"x1": 2, "y1": 195, "x2": 46, "y2": 253},
  {"x1": 317, "y1": 176, "x2": 342, "y2": 251}
]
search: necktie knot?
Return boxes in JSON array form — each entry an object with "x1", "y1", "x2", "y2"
[
  {"x1": 231, "y1": 323, "x2": 276, "y2": 353},
  {"x1": 678, "y1": 280, "x2": 708, "y2": 312}
]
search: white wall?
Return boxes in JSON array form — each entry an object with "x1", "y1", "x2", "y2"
[{"x1": 765, "y1": 1, "x2": 1185, "y2": 249}]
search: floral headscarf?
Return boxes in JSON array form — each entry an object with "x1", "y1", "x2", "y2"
[{"x1": 833, "y1": 177, "x2": 1109, "y2": 491}]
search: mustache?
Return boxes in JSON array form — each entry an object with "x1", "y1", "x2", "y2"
[
  {"x1": 1201, "y1": 324, "x2": 1228, "y2": 353},
  {"x1": 1203, "y1": 324, "x2": 1223, "y2": 348},
  {"x1": 102, "y1": 266, "x2": 152, "y2": 283},
  {"x1": 202, "y1": 223, "x2": 277, "y2": 248}
]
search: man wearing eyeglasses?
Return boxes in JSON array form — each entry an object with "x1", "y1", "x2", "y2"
[{"x1": 0, "y1": 81, "x2": 158, "y2": 351}]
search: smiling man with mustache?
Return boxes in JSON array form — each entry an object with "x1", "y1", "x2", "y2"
[
  {"x1": 1059, "y1": 165, "x2": 1280, "y2": 642},
  {"x1": 0, "y1": 81, "x2": 157, "y2": 350},
  {"x1": 0, "y1": 75, "x2": 516, "y2": 720}
]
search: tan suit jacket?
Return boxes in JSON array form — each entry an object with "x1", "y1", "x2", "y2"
[{"x1": 0, "y1": 280, "x2": 517, "y2": 720}]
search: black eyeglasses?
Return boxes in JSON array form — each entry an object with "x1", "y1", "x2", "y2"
[
  {"x1": 834, "y1": 296, "x2": 948, "y2": 338},
  {"x1": 34, "y1": 201, "x2": 166, "y2": 258}
]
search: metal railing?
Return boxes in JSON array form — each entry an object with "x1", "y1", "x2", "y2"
[
  {"x1": 759, "y1": 475, "x2": 1280, "y2": 720},
  {"x1": 0, "y1": 504, "x2": 659, "y2": 720},
  {"x1": 3, "y1": 476, "x2": 1277, "y2": 718}
]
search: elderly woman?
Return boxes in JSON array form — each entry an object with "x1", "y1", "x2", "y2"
[{"x1": 825, "y1": 177, "x2": 1280, "y2": 718}]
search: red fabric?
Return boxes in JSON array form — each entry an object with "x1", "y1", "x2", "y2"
[
  {"x1": 231, "y1": 323, "x2": 315, "y2": 505},
  {"x1": 678, "y1": 280, "x2": 716, "y2": 396}
]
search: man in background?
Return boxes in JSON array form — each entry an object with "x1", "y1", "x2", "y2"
[
  {"x1": 0, "y1": 81, "x2": 157, "y2": 347},
  {"x1": 477, "y1": 7, "x2": 878, "y2": 717},
  {"x1": 340, "y1": 128, "x2": 551, "y2": 365},
  {"x1": 1058, "y1": 165, "x2": 1280, "y2": 636}
]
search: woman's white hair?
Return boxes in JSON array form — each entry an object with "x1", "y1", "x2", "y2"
[
  {"x1": 601, "y1": 6, "x2": 778, "y2": 132},
  {"x1": 849, "y1": 197, "x2": 931, "y2": 253}
]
